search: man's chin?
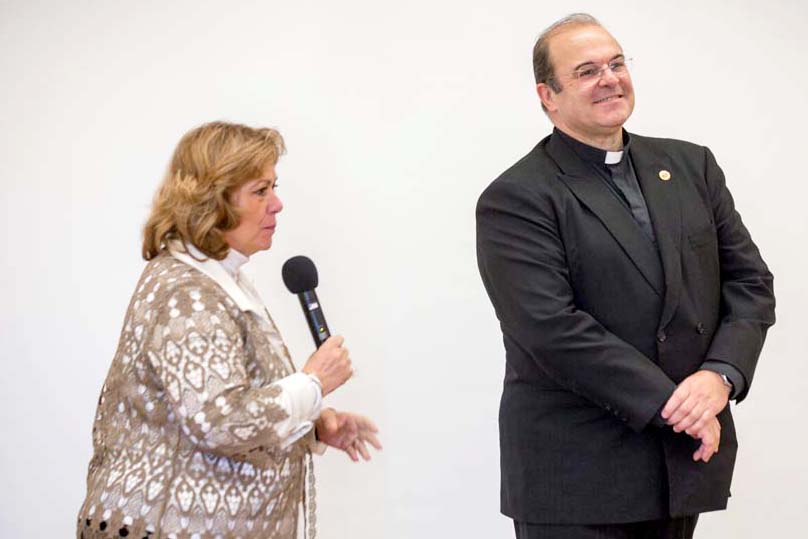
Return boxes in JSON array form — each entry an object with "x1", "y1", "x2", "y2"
[
  {"x1": 593, "y1": 98, "x2": 632, "y2": 117},
  {"x1": 597, "y1": 110, "x2": 631, "y2": 129}
]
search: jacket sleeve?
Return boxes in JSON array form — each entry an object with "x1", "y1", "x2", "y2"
[
  {"x1": 701, "y1": 146, "x2": 776, "y2": 402},
  {"x1": 476, "y1": 178, "x2": 676, "y2": 432},
  {"x1": 142, "y1": 280, "x2": 316, "y2": 457}
]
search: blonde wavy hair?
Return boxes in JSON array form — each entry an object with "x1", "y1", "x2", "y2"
[{"x1": 142, "y1": 121, "x2": 285, "y2": 261}]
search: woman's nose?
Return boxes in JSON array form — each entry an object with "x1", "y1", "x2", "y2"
[{"x1": 270, "y1": 193, "x2": 283, "y2": 213}]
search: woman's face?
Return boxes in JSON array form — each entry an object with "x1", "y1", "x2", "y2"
[{"x1": 223, "y1": 163, "x2": 283, "y2": 256}]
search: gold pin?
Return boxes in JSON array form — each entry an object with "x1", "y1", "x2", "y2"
[{"x1": 658, "y1": 170, "x2": 671, "y2": 181}]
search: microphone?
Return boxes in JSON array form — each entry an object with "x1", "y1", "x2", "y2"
[{"x1": 282, "y1": 255, "x2": 331, "y2": 347}]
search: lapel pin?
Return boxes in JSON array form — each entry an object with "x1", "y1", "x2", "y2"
[{"x1": 658, "y1": 170, "x2": 671, "y2": 181}]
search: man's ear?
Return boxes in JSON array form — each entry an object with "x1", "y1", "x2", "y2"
[{"x1": 536, "y1": 83, "x2": 558, "y2": 112}]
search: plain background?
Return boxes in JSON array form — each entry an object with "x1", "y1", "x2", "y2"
[{"x1": 2, "y1": 0, "x2": 806, "y2": 537}]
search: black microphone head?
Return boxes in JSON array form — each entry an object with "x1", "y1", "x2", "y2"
[{"x1": 282, "y1": 255, "x2": 319, "y2": 293}]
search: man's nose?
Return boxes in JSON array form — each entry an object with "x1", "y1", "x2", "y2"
[{"x1": 599, "y1": 65, "x2": 620, "y2": 85}]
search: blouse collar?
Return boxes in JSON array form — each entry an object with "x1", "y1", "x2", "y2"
[
  {"x1": 220, "y1": 246, "x2": 250, "y2": 280},
  {"x1": 168, "y1": 241, "x2": 269, "y2": 322}
]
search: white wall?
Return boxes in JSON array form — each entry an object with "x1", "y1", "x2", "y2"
[{"x1": 1, "y1": 1, "x2": 806, "y2": 537}]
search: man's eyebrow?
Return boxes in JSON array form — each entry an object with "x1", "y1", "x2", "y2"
[{"x1": 573, "y1": 53, "x2": 625, "y2": 72}]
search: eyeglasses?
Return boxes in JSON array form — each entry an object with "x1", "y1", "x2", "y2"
[{"x1": 559, "y1": 57, "x2": 634, "y2": 85}]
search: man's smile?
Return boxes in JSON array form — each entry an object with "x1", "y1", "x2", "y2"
[{"x1": 593, "y1": 94, "x2": 623, "y2": 104}]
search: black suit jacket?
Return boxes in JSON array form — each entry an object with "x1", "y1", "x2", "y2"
[{"x1": 476, "y1": 131, "x2": 775, "y2": 524}]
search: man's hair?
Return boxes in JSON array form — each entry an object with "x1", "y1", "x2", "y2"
[
  {"x1": 142, "y1": 121, "x2": 285, "y2": 261},
  {"x1": 532, "y1": 13, "x2": 602, "y2": 109}
]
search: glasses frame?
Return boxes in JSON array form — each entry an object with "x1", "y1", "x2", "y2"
[{"x1": 548, "y1": 56, "x2": 634, "y2": 89}]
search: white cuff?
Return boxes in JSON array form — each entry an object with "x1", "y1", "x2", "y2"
[
  {"x1": 275, "y1": 372, "x2": 323, "y2": 447},
  {"x1": 278, "y1": 372, "x2": 323, "y2": 424},
  {"x1": 281, "y1": 421, "x2": 315, "y2": 449}
]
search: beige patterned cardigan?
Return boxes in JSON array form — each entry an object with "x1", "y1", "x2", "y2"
[{"x1": 77, "y1": 252, "x2": 317, "y2": 539}]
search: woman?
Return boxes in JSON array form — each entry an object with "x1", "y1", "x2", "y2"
[{"x1": 76, "y1": 121, "x2": 381, "y2": 539}]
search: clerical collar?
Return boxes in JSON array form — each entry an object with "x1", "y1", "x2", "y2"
[{"x1": 554, "y1": 127, "x2": 631, "y2": 165}]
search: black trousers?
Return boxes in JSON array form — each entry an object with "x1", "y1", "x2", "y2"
[{"x1": 513, "y1": 516, "x2": 699, "y2": 539}]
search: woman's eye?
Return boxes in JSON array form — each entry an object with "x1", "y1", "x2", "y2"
[{"x1": 255, "y1": 187, "x2": 268, "y2": 196}]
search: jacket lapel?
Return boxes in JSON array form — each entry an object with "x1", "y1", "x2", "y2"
[
  {"x1": 629, "y1": 134, "x2": 683, "y2": 330},
  {"x1": 546, "y1": 133, "x2": 665, "y2": 297}
]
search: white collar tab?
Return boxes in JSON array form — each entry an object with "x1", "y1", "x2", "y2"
[{"x1": 604, "y1": 150, "x2": 624, "y2": 165}]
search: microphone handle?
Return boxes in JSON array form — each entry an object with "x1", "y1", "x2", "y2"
[{"x1": 297, "y1": 289, "x2": 331, "y2": 347}]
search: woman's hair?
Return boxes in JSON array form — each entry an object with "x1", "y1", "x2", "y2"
[{"x1": 142, "y1": 121, "x2": 285, "y2": 261}]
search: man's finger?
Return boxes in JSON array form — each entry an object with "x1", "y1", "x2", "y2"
[
  {"x1": 664, "y1": 390, "x2": 695, "y2": 422},
  {"x1": 685, "y1": 409, "x2": 714, "y2": 437},
  {"x1": 703, "y1": 442, "x2": 717, "y2": 463},
  {"x1": 667, "y1": 394, "x2": 697, "y2": 426},
  {"x1": 661, "y1": 385, "x2": 691, "y2": 419},
  {"x1": 672, "y1": 403, "x2": 706, "y2": 433},
  {"x1": 696, "y1": 422, "x2": 720, "y2": 462}
]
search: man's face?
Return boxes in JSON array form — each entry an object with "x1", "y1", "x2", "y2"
[{"x1": 540, "y1": 25, "x2": 635, "y2": 144}]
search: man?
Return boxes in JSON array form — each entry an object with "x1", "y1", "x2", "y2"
[{"x1": 476, "y1": 14, "x2": 775, "y2": 539}]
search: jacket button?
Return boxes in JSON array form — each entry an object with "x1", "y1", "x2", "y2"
[
  {"x1": 696, "y1": 323, "x2": 706, "y2": 334},
  {"x1": 657, "y1": 331, "x2": 667, "y2": 343}
]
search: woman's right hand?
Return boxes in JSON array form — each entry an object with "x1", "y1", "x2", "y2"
[{"x1": 302, "y1": 335, "x2": 352, "y2": 396}]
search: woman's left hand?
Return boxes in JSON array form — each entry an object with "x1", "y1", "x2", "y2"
[{"x1": 316, "y1": 408, "x2": 382, "y2": 462}]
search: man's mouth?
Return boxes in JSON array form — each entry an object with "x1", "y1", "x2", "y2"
[{"x1": 594, "y1": 94, "x2": 622, "y2": 104}]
